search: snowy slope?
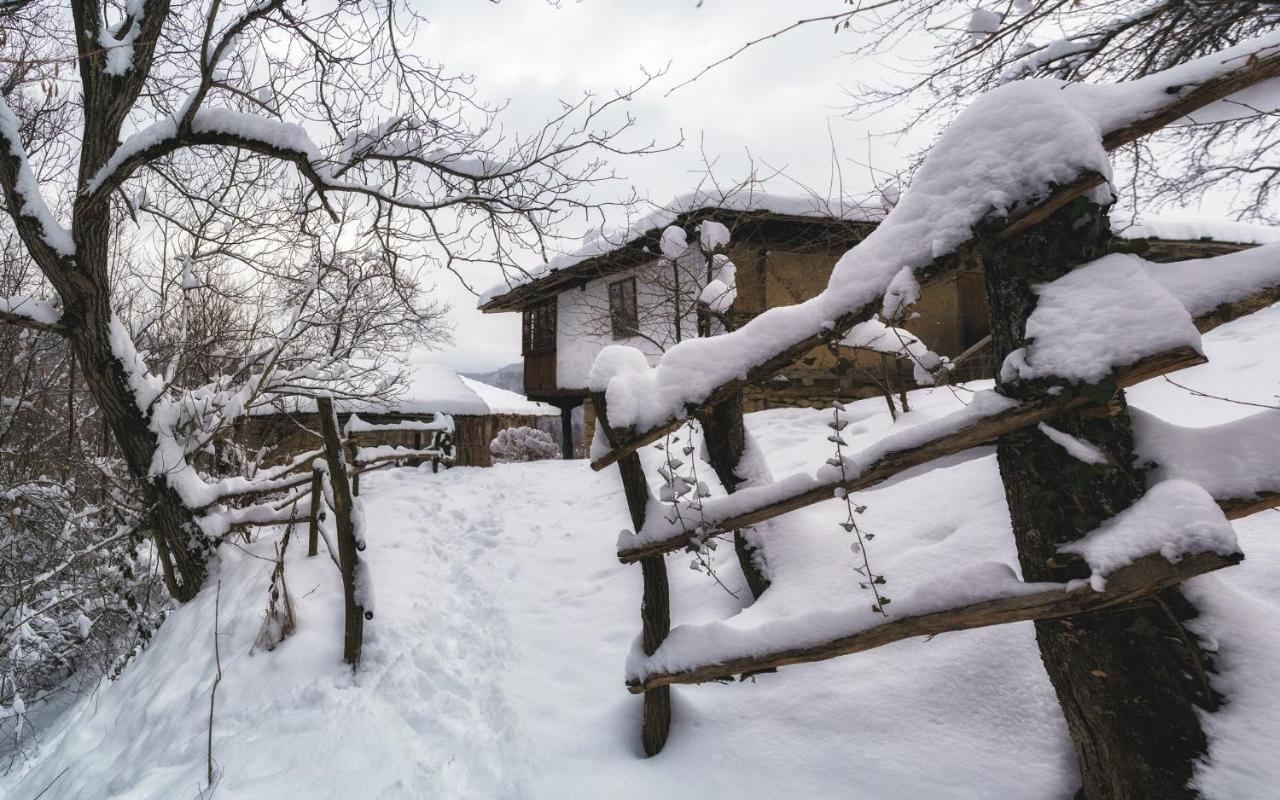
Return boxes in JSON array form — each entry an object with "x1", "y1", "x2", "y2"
[{"x1": 5, "y1": 315, "x2": 1280, "y2": 799}]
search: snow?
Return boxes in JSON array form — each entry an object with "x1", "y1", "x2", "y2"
[
  {"x1": 458, "y1": 376, "x2": 558, "y2": 417},
  {"x1": 697, "y1": 254, "x2": 737, "y2": 313},
  {"x1": 842, "y1": 318, "x2": 946, "y2": 385},
  {"x1": 8, "y1": 293, "x2": 1280, "y2": 797},
  {"x1": 1133, "y1": 409, "x2": 1280, "y2": 504},
  {"x1": 346, "y1": 414, "x2": 455, "y2": 434},
  {"x1": 1059, "y1": 480, "x2": 1239, "y2": 591},
  {"x1": 697, "y1": 220, "x2": 730, "y2": 252},
  {"x1": 259, "y1": 358, "x2": 555, "y2": 418},
  {"x1": 0, "y1": 295, "x2": 60, "y2": 326},
  {"x1": 0, "y1": 96, "x2": 75, "y2": 257},
  {"x1": 1037, "y1": 423, "x2": 1108, "y2": 465},
  {"x1": 1004, "y1": 254, "x2": 1202, "y2": 384},
  {"x1": 659, "y1": 225, "x2": 688, "y2": 260},
  {"x1": 1144, "y1": 242, "x2": 1280, "y2": 320},
  {"x1": 1118, "y1": 216, "x2": 1280, "y2": 246},
  {"x1": 968, "y1": 8, "x2": 1002, "y2": 41}
]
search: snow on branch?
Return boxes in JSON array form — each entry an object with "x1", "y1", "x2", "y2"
[
  {"x1": 0, "y1": 96, "x2": 74, "y2": 259},
  {"x1": 0, "y1": 295, "x2": 63, "y2": 334},
  {"x1": 588, "y1": 32, "x2": 1280, "y2": 470}
]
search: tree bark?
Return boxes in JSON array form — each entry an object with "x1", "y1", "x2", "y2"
[
  {"x1": 318, "y1": 397, "x2": 365, "y2": 666},
  {"x1": 980, "y1": 197, "x2": 1217, "y2": 799},
  {"x1": 697, "y1": 391, "x2": 770, "y2": 600},
  {"x1": 67, "y1": 292, "x2": 210, "y2": 602}
]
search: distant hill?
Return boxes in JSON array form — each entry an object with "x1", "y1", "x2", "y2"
[{"x1": 462, "y1": 362, "x2": 525, "y2": 394}]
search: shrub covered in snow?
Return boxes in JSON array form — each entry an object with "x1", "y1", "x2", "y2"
[{"x1": 489, "y1": 426, "x2": 561, "y2": 462}]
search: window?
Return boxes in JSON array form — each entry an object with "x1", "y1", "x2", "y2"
[
  {"x1": 608, "y1": 277, "x2": 638, "y2": 339},
  {"x1": 522, "y1": 299, "x2": 556, "y2": 354}
]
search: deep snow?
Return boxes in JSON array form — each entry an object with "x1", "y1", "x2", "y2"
[{"x1": 5, "y1": 313, "x2": 1280, "y2": 799}]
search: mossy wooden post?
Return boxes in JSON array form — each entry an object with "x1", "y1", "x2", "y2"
[
  {"x1": 591, "y1": 391, "x2": 671, "y2": 756},
  {"x1": 317, "y1": 397, "x2": 365, "y2": 666},
  {"x1": 980, "y1": 197, "x2": 1218, "y2": 798},
  {"x1": 307, "y1": 465, "x2": 322, "y2": 557},
  {"x1": 697, "y1": 391, "x2": 770, "y2": 600}
]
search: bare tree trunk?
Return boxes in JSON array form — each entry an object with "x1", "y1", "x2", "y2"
[
  {"x1": 317, "y1": 397, "x2": 365, "y2": 665},
  {"x1": 698, "y1": 392, "x2": 770, "y2": 600},
  {"x1": 66, "y1": 290, "x2": 209, "y2": 601},
  {"x1": 980, "y1": 198, "x2": 1216, "y2": 798}
]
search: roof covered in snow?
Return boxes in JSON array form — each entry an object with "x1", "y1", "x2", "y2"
[
  {"x1": 255, "y1": 358, "x2": 557, "y2": 418},
  {"x1": 478, "y1": 190, "x2": 884, "y2": 312},
  {"x1": 479, "y1": 187, "x2": 1279, "y2": 314}
]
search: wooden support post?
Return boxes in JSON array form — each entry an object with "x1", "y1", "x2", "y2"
[
  {"x1": 317, "y1": 397, "x2": 366, "y2": 666},
  {"x1": 559, "y1": 401, "x2": 576, "y2": 459},
  {"x1": 592, "y1": 391, "x2": 671, "y2": 756},
  {"x1": 697, "y1": 390, "x2": 770, "y2": 600},
  {"x1": 307, "y1": 466, "x2": 321, "y2": 558},
  {"x1": 980, "y1": 198, "x2": 1218, "y2": 798}
]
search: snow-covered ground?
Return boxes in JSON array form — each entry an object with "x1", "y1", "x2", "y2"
[{"x1": 6, "y1": 311, "x2": 1280, "y2": 799}]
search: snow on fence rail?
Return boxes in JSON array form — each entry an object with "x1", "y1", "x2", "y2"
[{"x1": 588, "y1": 34, "x2": 1280, "y2": 761}]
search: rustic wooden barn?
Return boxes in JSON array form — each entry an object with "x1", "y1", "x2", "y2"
[{"x1": 240, "y1": 362, "x2": 559, "y2": 468}]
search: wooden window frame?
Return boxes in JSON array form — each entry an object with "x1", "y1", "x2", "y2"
[
  {"x1": 522, "y1": 299, "x2": 557, "y2": 355},
  {"x1": 608, "y1": 277, "x2": 638, "y2": 339}
]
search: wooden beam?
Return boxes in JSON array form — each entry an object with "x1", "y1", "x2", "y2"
[
  {"x1": 618, "y1": 346, "x2": 1204, "y2": 563},
  {"x1": 1219, "y1": 491, "x2": 1280, "y2": 521},
  {"x1": 625, "y1": 551, "x2": 1241, "y2": 693},
  {"x1": 1194, "y1": 285, "x2": 1280, "y2": 335},
  {"x1": 590, "y1": 45, "x2": 1280, "y2": 474}
]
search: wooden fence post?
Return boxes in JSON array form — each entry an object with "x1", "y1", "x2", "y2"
[
  {"x1": 697, "y1": 390, "x2": 770, "y2": 600},
  {"x1": 307, "y1": 465, "x2": 321, "y2": 557},
  {"x1": 979, "y1": 198, "x2": 1216, "y2": 797},
  {"x1": 592, "y1": 391, "x2": 671, "y2": 756},
  {"x1": 317, "y1": 397, "x2": 366, "y2": 666}
]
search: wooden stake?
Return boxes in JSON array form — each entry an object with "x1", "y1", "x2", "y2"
[{"x1": 593, "y1": 391, "x2": 672, "y2": 757}]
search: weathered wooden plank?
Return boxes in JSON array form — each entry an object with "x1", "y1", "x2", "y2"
[
  {"x1": 626, "y1": 551, "x2": 1241, "y2": 693},
  {"x1": 617, "y1": 346, "x2": 1204, "y2": 563}
]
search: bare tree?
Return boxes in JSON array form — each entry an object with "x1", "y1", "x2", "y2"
[
  {"x1": 676, "y1": 1, "x2": 1279, "y2": 220},
  {"x1": 0, "y1": 0, "x2": 664, "y2": 601}
]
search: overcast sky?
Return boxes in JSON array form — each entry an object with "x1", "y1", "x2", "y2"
[{"x1": 410, "y1": 1, "x2": 924, "y2": 373}]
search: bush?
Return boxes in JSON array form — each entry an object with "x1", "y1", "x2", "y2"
[{"x1": 489, "y1": 426, "x2": 560, "y2": 463}]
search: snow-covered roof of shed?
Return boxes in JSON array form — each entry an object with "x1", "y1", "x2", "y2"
[
  {"x1": 459, "y1": 376, "x2": 559, "y2": 417},
  {"x1": 478, "y1": 190, "x2": 884, "y2": 309},
  {"x1": 254, "y1": 359, "x2": 556, "y2": 418}
]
